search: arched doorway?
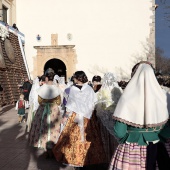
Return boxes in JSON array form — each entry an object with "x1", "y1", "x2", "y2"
[{"x1": 44, "y1": 58, "x2": 66, "y2": 79}]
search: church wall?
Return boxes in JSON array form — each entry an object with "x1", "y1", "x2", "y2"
[{"x1": 16, "y1": 0, "x2": 155, "y2": 81}]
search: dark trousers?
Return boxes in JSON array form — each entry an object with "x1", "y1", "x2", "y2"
[
  {"x1": 23, "y1": 92, "x2": 29, "y2": 101},
  {"x1": 146, "y1": 142, "x2": 170, "y2": 170}
]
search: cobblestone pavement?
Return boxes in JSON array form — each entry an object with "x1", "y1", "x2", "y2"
[{"x1": 0, "y1": 106, "x2": 108, "y2": 170}]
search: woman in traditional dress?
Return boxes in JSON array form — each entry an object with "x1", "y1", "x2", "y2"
[
  {"x1": 109, "y1": 61, "x2": 170, "y2": 170},
  {"x1": 94, "y1": 73, "x2": 122, "y2": 163},
  {"x1": 61, "y1": 76, "x2": 74, "y2": 114},
  {"x1": 26, "y1": 77, "x2": 40, "y2": 132},
  {"x1": 53, "y1": 71, "x2": 107, "y2": 168},
  {"x1": 39, "y1": 74, "x2": 47, "y2": 86},
  {"x1": 92, "y1": 75, "x2": 102, "y2": 93},
  {"x1": 62, "y1": 77, "x2": 74, "y2": 105},
  {"x1": 28, "y1": 72, "x2": 62, "y2": 158},
  {"x1": 157, "y1": 75, "x2": 170, "y2": 166}
]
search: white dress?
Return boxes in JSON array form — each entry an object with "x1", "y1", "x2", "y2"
[{"x1": 26, "y1": 77, "x2": 40, "y2": 132}]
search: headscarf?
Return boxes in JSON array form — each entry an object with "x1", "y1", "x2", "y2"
[
  {"x1": 95, "y1": 72, "x2": 122, "y2": 135},
  {"x1": 58, "y1": 77, "x2": 67, "y2": 92},
  {"x1": 29, "y1": 77, "x2": 40, "y2": 112},
  {"x1": 113, "y1": 63, "x2": 169, "y2": 128},
  {"x1": 53, "y1": 74, "x2": 60, "y2": 85},
  {"x1": 102, "y1": 72, "x2": 117, "y2": 89},
  {"x1": 97, "y1": 72, "x2": 122, "y2": 108}
]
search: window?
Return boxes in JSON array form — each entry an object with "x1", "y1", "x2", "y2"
[{"x1": 2, "y1": 5, "x2": 8, "y2": 23}]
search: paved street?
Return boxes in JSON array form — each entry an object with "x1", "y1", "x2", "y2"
[
  {"x1": 0, "y1": 106, "x2": 108, "y2": 170},
  {"x1": 0, "y1": 105, "x2": 74, "y2": 170}
]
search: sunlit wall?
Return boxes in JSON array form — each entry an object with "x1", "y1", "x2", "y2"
[{"x1": 16, "y1": 0, "x2": 153, "y2": 80}]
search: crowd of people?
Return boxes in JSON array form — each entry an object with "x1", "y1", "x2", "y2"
[{"x1": 14, "y1": 61, "x2": 170, "y2": 170}]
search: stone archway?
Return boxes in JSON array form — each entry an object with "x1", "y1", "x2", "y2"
[
  {"x1": 33, "y1": 34, "x2": 77, "y2": 80},
  {"x1": 44, "y1": 58, "x2": 66, "y2": 78}
]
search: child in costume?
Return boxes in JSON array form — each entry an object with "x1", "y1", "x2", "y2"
[{"x1": 15, "y1": 94, "x2": 26, "y2": 123}]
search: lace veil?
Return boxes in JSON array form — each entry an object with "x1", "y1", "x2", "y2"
[
  {"x1": 29, "y1": 77, "x2": 40, "y2": 112},
  {"x1": 95, "y1": 72, "x2": 123, "y2": 135}
]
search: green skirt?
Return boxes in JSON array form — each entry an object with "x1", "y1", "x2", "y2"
[{"x1": 18, "y1": 108, "x2": 25, "y2": 116}]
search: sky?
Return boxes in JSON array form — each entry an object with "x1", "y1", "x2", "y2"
[{"x1": 156, "y1": 0, "x2": 170, "y2": 58}]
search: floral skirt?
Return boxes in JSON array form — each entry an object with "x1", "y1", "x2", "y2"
[
  {"x1": 109, "y1": 143, "x2": 147, "y2": 170},
  {"x1": 52, "y1": 112, "x2": 107, "y2": 167},
  {"x1": 28, "y1": 103, "x2": 61, "y2": 150}
]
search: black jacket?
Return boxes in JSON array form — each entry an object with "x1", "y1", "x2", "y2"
[{"x1": 0, "y1": 85, "x2": 3, "y2": 91}]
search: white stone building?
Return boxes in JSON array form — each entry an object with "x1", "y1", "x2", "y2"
[{"x1": 16, "y1": 0, "x2": 155, "y2": 81}]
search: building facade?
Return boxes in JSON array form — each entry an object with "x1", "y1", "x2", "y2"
[
  {"x1": 0, "y1": 0, "x2": 16, "y2": 26},
  {"x1": 0, "y1": 0, "x2": 29, "y2": 106},
  {"x1": 33, "y1": 34, "x2": 77, "y2": 80},
  {"x1": 17, "y1": 0, "x2": 156, "y2": 81}
]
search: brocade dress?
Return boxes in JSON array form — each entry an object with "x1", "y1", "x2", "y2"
[
  {"x1": 29, "y1": 84, "x2": 62, "y2": 150},
  {"x1": 53, "y1": 84, "x2": 107, "y2": 167}
]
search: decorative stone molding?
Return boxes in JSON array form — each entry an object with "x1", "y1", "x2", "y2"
[
  {"x1": 147, "y1": 0, "x2": 155, "y2": 67},
  {"x1": 33, "y1": 35, "x2": 77, "y2": 80},
  {"x1": 0, "y1": 25, "x2": 9, "y2": 41}
]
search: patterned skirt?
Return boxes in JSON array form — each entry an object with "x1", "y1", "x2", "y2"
[
  {"x1": 52, "y1": 112, "x2": 107, "y2": 167},
  {"x1": 28, "y1": 103, "x2": 62, "y2": 150},
  {"x1": 109, "y1": 143, "x2": 147, "y2": 170}
]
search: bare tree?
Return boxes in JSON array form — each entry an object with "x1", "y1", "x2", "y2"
[
  {"x1": 88, "y1": 64, "x2": 108, "y2": 76},
  {"x1": 155, "y1": 47, "x2": 170, "y2": 74},
  {"x1": 128, "y1": 39, "x2": 155, "y2": 70}
]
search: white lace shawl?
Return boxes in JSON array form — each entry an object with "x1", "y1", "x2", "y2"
[
  {"x1": 66, "y1": 84, "x2": 97, "y2": 119},
  {"x1": 37, "y1": 84, "x2": 61, "y2": 100},
  {"x1": 66, "y1": 83, "x2": 97, "y2": 141},
  {"x1": 29, "y1": 77, "x2": 40, "y2": 112},
  {"x1": 95, "y1": 72, "x2": 123, "y2": 135}
]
